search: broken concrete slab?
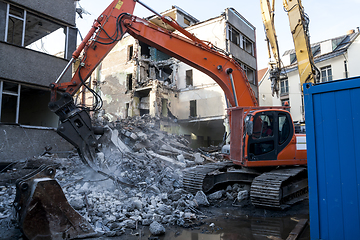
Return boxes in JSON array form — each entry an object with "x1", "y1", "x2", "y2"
[
  {"x1": 147, "y1": 151, "x2": 186, "y2": 168},
  {"x1": 106, "y1": 127, "x2": 132, "y2": 153}
]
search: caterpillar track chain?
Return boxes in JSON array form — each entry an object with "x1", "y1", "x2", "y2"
[
  {"x1": 250, "y1": 167, "x2": 308, "y2": 209},
  {"x1": 182, "y1": 161, "x2": 236, "y2": 194}
]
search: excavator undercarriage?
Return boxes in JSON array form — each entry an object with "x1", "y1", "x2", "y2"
[{"x1": 183, "y1": 163, "x2": 308, "y2": 209}]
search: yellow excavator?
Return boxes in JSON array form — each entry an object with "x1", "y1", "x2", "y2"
[{"x1": 260, "y1": 0, "x2": 320, "y2": 96}]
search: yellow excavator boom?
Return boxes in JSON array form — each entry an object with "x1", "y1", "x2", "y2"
[{"x1": 261, "y1": 0, "x2": 319, "y2": 96}]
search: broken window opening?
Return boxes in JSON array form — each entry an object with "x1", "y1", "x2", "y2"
[
  {"x1": 5, "y1": 3, "x2": 67, "y2": 57},
  {"x1": 161, "y1": 98, "x2": 168, "y2": 117},
  {"x1": 150, "y1": 48, "x2": 171, "y2": 61},
  {"x1": 155, "y1": 65, "x2": 173, "y2": 82},
  {"x1": 236, "y1": 61, "x2": 255, "y2": 84},
  {"x1": 18, "y1": 85, "x2": 58, "y2": 127},
  {"x1": 242, "y1": 64, "x2": 255, "y2": 84},
  {"x1": 139, "y1": 41, "x2": 151, "y2": 58},
  {"x1": 0, "y1": 81, "x2": 57, "y2": 127},
  {"x1": 126, "y1": 74, "x2": 133, "y2": 91},
  {"x1": 125, "y1": 103, "x2": 129, "y2": 118},
  {"x1": 1, "y1": 95, "x2": 17, "y2": 123},
  {"x1": 186, "y1": 70, "x2": 193, "y2": 87},
  {"x1": 6, "y1": 4, "x2": 25, "y2": 46},
  {"x1": 128, "y1": 45, "x2": 133, "y2": 61},
  {"x1": 0, "y1": 81, "x2": 20, "y2": 123},
  {"x1": 243, "y1": 37, "x2": 254, "y2": 56},
  {"x1": 135, "y1": 89, "x2": 151, "y2": 116},
  {"x1": 190, "y1": 100, "x2": 197, "y2": 117}
]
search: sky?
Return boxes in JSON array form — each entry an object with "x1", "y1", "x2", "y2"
[{"x1": 74, "y1": 0, "x2": 360, "y2": 70}]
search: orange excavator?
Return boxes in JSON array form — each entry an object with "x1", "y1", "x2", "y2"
[{"x1": 14, "y1": 0, "x2": 308, "y2": 239}]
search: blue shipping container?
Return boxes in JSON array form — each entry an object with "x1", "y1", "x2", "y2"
[{"x1": 304, "y1": 77, "x2": 360, "y2": 240}]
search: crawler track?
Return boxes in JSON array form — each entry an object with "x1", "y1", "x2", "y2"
[
  {"x1": 250, "y1": 167, "x2": 308, "y2": 209},
  {"x1": 183, "y1": 163, "x2": 308, "y2": 209},
  {"x1": 182, "y1": 161, "x2": 235, "y2": 194}
]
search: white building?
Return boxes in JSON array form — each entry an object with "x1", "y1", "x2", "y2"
[
  {"x1": 173, "y1": 8, "x2": 257, "y2": 147},
  {"x1": 259, "y1": 30, "x2": 360, "y2": 123}
]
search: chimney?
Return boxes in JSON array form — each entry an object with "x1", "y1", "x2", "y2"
[{"x1": 347, "y1": 29, "x2": 355, "y2": 35}]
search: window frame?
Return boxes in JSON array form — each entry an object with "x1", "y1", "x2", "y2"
[
  {"x1": 227, "y1": 25, "x2": 254, "y2": 56},
  {"x1": 4, "y1": 3, "x2": 71, "y2": 58},
  {"x1": 0, "y1": 81, "x2": 21, "y2": 123},
  {"x1": 320, "y1": 65, "x2": 333, "y2": 82},
  {"x1": 186, "y1": 69, "x2": 193, "y2": 87},
  {"x1": 280, "y1": 78, "x2": 289, "y2": 95},
  {"x1": 190, "y1": 100, "x2": 197, "y2": 117}
]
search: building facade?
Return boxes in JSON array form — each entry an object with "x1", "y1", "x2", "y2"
[
  {"x1": 89, "y1": 6, "x2": 257, "y2": 148},
  {"x1": 0, "y1": 0, "x2": 77, "y2": 161},
  {"x1": 0, "y1": 0, "x2": 77, "y2": 127},
  {"x1": 259, "y1": 30, "x2": 360, "y2": 123}
]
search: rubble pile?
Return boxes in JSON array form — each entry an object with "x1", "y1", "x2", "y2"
[{"x1": 0, "y1": 115, "x2": 250, "y2": 238}]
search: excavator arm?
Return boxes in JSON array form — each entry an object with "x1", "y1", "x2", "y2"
[
  {"x1": 283, "y1": 0, "x2": 319, "y2": 86},
  {"x1": 48, "y1": 0, "x2": 258, "y2": 167},
  {"x1": 260, "y1": 0, "x2": 282, "y2": 96},
  {"x1": 48, "y1": 0, "x2": 137, "y2": 168},
  {"x1": 261, "y1": 0, "x2": 319, "y2": 96}
]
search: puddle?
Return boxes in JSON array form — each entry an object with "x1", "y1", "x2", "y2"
[{"x1": 101, "y1": 214, "x2": 310, "y2": 240}]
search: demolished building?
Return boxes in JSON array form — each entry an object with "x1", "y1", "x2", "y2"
[{"x1": 86, "y1": 6, "x2": 258, "y2": 148}]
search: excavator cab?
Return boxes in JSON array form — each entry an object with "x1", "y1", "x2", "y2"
[
  {"x1": 246, "y1": 110, "x2": 293, "y2": 161},
  {"x1": 230, "y1": 107, "x2": 305, "y2": 168}
]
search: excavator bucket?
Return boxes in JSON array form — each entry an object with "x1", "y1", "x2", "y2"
[{"x1": 14, "y1": 165, "x2": 96, "y2": 240}]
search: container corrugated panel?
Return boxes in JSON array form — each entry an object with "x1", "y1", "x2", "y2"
[{"x1": 304, "y1": 77, "x2": 360, "y2": 240}]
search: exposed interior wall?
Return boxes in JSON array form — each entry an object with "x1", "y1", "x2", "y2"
[{"x1": 92, "y1": 36, "x2": 136, "y2": 122}]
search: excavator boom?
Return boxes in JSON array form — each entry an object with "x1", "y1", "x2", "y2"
[{"x1": 261, "y1": 0, "x2": 319, "y2": 96}]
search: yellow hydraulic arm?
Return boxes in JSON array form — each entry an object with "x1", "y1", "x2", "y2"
[
  {"x1": 261, "y1": 0, "x2": 319, "y2": 96},
  {"x1": 260, "y1": 0, "x2": 282, "y2": 96}
]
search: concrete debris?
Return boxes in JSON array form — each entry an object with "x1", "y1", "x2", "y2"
[
  {"x1": 149, "y1": 221, "x2": 166, "y2": 235},
  {"x1": 194, "y1": 191, "x2": 210, "y2": 206},
  {"x1": 208, "y1": 190, "x2": 224, "y2": 200},
  {"x1": 237, "y1": 190, "x2": 249, "y2": 202},
  {"x1": 0, "y1": 115, "x2": 251, "y2": 238},
  {"x1": 147, "y1": 151, "x2": 186, "y2": 168}
]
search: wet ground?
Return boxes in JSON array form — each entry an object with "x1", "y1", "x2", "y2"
[
  {"x1": 0, "y1": 198, "x2": 309, "y2": 240},
  {"x1": 94, "y1": 200, "x2": 310, "y2": 240}
]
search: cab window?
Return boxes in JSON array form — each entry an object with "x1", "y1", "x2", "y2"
[
  {"x1": 253, "y1": 114, "x2": 273, "y2": 139},
  {"x1": 279, "y1": 113, "x2": 290, "y2": 144}
]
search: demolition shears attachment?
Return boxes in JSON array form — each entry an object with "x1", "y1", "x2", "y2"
[{"x1": 48, "y1": 93, "x2": 104, "y2": 169}]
